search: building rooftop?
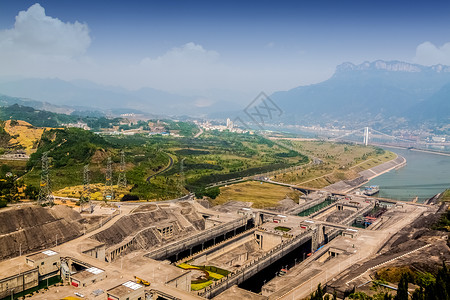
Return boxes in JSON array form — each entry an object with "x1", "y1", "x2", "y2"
[
  {"x1": 26, "y1": 249, "x2": 59, "y2": 261},
  {"x1": 107, "y1": 281, "x2": 144, "y2": 297},
  {"x1": 71, "y1": 267, "x2": 105, "y2": 281}
]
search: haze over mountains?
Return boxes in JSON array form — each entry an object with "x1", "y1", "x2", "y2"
[
  {"x1": 0, "y1": 60, "x2": 449, "y2": 126},
  {"x1": 271, "y1": 60, "x2": 450, "y2": 126}
]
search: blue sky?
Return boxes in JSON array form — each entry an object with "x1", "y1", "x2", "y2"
[{"x1": 1, "y1": 0, "x2": 450, "y2": 100}]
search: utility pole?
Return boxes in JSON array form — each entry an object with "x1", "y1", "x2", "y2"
[
  {"x1": 38, "y1": 152, "x2": 54, "y2": 206},
  {"x1": 104, "y1": 157, "x2": 114, "y2": 201},
  {"x1": 117, "y1": 150, "x2": 127, "y2": 189}
]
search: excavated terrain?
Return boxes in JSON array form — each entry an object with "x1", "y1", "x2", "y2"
[
  {"x1": 0, "y1": 205, "x2": 84, "y2": 261},
  {"x1": 91, "y1": 202, "x2": 205, "y2": 250},
  {"x1": 329, "y1": 203, "x2": 450, "y2": 295}
]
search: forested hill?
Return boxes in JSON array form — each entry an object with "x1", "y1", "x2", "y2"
[
  {"x1": 0, "y1": 104, "x2": 77, "y2": 127},
  {"x1": 0, "y1": 104, "x2": 120, "y2": 130}
]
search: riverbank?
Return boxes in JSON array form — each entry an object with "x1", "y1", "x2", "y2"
[
  {"x1": 323, "y1": 154, "x2": 406, "y2": 193},
  {"x1": 366, "y1": 148, "x2": 450, "y2": 202}
]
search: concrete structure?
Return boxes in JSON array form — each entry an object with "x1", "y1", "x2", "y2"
[
  {"x1": 26, "y1": 249, "x2": 60, "y2": 278},
  {"x1": 0, "y1": 183, "x2": 438, "y2": 300},
  {"x1": 70, "y1": 266, "x2": 106, "y2": 288},
  {"x1": 0, "y1": 262, "x2": 38, "y2": 299},
  {"x1": 107, "y1": 281, "x2": 145, "y2": 300}
]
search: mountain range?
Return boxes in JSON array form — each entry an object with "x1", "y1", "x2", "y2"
[
  {"x1": 271, "y1": 60, "x2": 450, "y2": 126},
  {"x1": 0, "y1": 60, "x2": 449, "y2": 126}
]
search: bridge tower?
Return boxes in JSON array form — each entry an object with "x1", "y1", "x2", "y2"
[
  {"x1": 363, "y1": 127, "x2": 369, "y2": 146},
  {"x1": 117, "y1": 150, "x2": 127, "y2": 189},
  {"x1": 38, "y1": 152, "x2": 54, "y2": 206},
  {"x1": 104, "y1": 157, "x2": 114, "y2": 201}
]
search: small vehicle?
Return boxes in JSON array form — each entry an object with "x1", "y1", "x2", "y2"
[{"x1": 277, "y1": 268, "x2": 288, "y2": 276}]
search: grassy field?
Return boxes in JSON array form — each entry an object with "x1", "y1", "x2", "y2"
[
  {"x1": 441, "y1": 189, "x2": 450, "y2": 202},
  {"x1": 271, "y1": 140, "x2": 396, "y2": 189},
  {"x1": 213, "y1": 180, "x2": 302, "y2": 208},
  {"x1": 3, "y1": 120, "x2": 48, "y2": 154}
]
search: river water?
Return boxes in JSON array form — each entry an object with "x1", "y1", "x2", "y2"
[{"x1": 366, "y1": 148, "x2": 450, "y2": 202}]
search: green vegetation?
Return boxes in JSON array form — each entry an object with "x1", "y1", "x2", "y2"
[
  {"x1": 432, "y1": 207, "x2": 450, "y2": 231},
  {"x1": 441, "y1": 189, "x2": 450, "y2": 202},
  {"x1": 341, "y1": 263, "x2": 450, "y2": 300},
  {"x1": 0, "y1": 104, "x2": 77, "y2": 127},
  {"x1": 271, "y1": 139, "x2": 396, "y2": 189},
  {"x1": 177, "y1": 263, "x2": 230, "y2": 291},
  {"x1": 194, "y1": 186, "x2": 220, "y2": 199},
  {"x1": 274, "y1": 226, "x2": 291, "y2": 232},
  {"x1": 0, "y1": 106, "x2": 400, "y2": 204},
  {"x1": 214, "y1": 181, "x2": 303, "y2": 208},
  {"x1": 164, "y1": 119, "x2": 199, "y2": 136},
  {"x1": 19, "y1": 128, "x2": 308, "y2": 201}
]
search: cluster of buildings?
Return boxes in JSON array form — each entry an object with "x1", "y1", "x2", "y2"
[
  {"x1": 62, "y1": 121, "x2": 90, "y2": 131},
  {"x1": 195, "y1": 118, "x2": 250, "y2": 134}
]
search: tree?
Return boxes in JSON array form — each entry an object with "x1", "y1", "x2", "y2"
[
  {"x1": 310, "y1": 284, "x2": 324, "y2": 300},
  {"x1": 395, "y1": 273, "x2": 409, "y2": 300},
  {"x1": 24, "y1": 185, "x2": 39, "y2": 200}
]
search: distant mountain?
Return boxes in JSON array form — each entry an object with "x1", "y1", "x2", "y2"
[
  {"x1": 0, "y1": 78, "x2": 236, "y2": 116},
  {"x1": 0, "y1": 93, "x2": 76, "y2": 114},
  {"x1": 406, "y1": 82, "x2": 450, "y2": 123},
  {"x1": 271, "y1": 60, "x2": 450, "y2": 125}
]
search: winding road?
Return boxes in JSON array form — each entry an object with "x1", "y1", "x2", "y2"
[{"x1": 145, "y1": 152, "x2": 174, "y2": 182}]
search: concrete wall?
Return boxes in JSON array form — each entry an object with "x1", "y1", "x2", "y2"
[
  {"x1": 200, "y1": 230, "x2": 314, "y2": 299},
  {"x1": 0, "y1": 268, "x2": 39, "y2": 299},
  {"x1": 256, "y1": 231, "x2": 283, "y2": 252},
  {"x1": 166, "y1": 272, "x2": 191, "y2": 292},
  {"x1": 26, "y1": 254, "x2": 60, "y2": 277},
  {"x1": 192, "y1": 230, "x2": 255, "y2": 265},
  {"x1": 82, "y1": 244, "x2": 106, "y2": 261},
  {"x1": 146, "y1": 216, "x2": 249, "y2": 261}
]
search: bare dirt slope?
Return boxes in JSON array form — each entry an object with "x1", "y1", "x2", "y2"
[{"x1": 0, "y1": 205, "x2": 84, "y2": 261}]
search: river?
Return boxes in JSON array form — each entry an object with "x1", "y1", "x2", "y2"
[{"x1": 366, "y1": 147, "x2": 450, "y2": 202}]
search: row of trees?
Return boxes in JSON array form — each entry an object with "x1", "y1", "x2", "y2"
[{"x1": 309, "y1": 262, "x2": 449, "y2": 299}]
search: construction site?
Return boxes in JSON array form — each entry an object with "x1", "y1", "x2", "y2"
[{"x1": 0, "y1": 150, "x2": 448, "y2": 300}]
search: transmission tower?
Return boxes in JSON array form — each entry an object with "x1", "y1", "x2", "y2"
[
  {"x1": 104, "y1": 157, "x2": 114, "y2": 200},
  {"x1": 81, "y1": 165, "x2": 92, "y2": 213},
  {"x1": 38, "y1": 152, "x2": 54, "y2": 206},
  {"x1": 117, "y1": 150, "x2": 127, "y2": 188}
]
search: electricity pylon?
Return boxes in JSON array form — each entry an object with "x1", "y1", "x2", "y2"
[
  {"x1": 38, "y1": 152, "x2": 54, "y2": 206},
  {"x1": 104, "y1": 157, "x2": 114, "y2": 200},
  {"x1": 80, "y1": 164, "x2": 92, "y2": 213},
  {"x1": 117, "y1": 150, "x2": 127, "y2": 189}
]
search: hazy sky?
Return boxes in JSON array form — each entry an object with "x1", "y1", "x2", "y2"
[{"x1": 1, "y1": 0, "x2": 450, "y2": 98}]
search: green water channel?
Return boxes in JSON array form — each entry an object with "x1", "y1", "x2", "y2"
[{"x1": 297, "y1": 199, "x2": 334, "y2": 217}]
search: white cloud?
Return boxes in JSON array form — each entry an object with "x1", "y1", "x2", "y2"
[
  {"x1": 0, "y1": 4, "x2": 328, "y2": 101},
  {"x1": 141, "y1": 42, "x2": 219, "y2": 66},
  {"x1": 414, "y1": 41, "x2": 450, "y2": 66},
  {"x1": 0, "y1": 3, "x2": 92, "y2": 78},
  {"x1": 125, "y1": 42, "x2": 224, "y2": 91}
]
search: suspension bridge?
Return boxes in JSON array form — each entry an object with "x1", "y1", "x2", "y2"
[{"x1": 328, "y1": 127, "x2": 450, "y2": 154}]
